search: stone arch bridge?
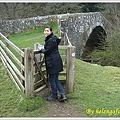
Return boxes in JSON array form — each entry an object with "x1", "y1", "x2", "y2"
[
  {"x1": 57, "y1": 12, "x2": 113, "y2": 59},
  {"x1": 0, "y1": 12, "x2": 113, "y2": 59}
]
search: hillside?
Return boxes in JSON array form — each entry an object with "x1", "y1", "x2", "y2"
[{"x1": 0, "y1": 58, "x2": 120, "y2": 117}]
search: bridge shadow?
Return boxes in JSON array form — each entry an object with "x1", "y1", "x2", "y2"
[{"x1": 82, "y1": 26, "x2": 107, "y2": 59}]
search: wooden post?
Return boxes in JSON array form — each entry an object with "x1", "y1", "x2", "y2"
[
  {"x1": 66, "y1": 46, "x2": 76, "y2": 93},
  {"x1": 34, "y1": 43, "x2": 40, "y2": 61},
  {"x1": 24, "y1": 47, "x2": 34, "y2": 98},
  {"x1": 34, "y1": 43, "x2": 43, "y2": 82}
]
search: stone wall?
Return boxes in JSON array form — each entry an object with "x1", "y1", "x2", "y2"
[{"x1": 0, "y1": 15, "x2": 58, "y2": 35}]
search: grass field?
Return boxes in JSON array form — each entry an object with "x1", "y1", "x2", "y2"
[
  {"x1": 68, "y1": 59, "x2": 120, "y2": 117},
  {"x1": 0, "y1": 22, "x2": 120, "y2": 117}
]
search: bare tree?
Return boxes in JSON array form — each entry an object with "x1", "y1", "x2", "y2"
[
  {"x1": 103, "y1": 3, "x2": 120, "y2": 28},
  {"x1": 2, "y1": 3, "x2": 23, "y2": 20}
]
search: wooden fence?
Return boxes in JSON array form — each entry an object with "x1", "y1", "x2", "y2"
[{"x1": 0, "y1": 32, "x2": 76, "y2": 98}]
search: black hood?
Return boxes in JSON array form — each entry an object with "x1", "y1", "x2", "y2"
[{"x1": 56, "y1": 37, "x2": 61, "y2": 45}]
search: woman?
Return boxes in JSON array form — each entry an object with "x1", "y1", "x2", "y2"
[{"x1": 40, "y1": 26, "x2": 67, "y2": 102}]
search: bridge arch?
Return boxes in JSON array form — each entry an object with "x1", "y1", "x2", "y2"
[
  {"x1": 82, "y1": 25, "x2": 107, "y2": 58},
  {"x1": 87, "y1": 22, "x2": 106, "y2": 37}
]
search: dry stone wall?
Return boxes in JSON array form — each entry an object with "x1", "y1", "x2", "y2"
[{"x1": 0, "y1": 15, "x2": 57, "y2": 35}]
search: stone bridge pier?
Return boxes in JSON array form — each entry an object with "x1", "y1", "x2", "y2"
[{"x1": 57, "y1": 12, "x2": 112, "y2": 59}]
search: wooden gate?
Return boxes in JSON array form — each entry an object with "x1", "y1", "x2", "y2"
[{"x1": 0, "y1": 32, "x2": 76, "y2": 98}]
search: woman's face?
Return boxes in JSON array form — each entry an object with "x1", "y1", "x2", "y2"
[{"x1": 44, "y1": 28, "x2": 52, "y2": 37}]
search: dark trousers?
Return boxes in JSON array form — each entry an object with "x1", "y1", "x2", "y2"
[{"x1": 49, "y1": 73, "x2": 65, "y2": 98}]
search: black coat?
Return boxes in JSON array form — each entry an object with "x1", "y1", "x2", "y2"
[{"x1": 40, "y1": 33, "x2": 63, "y2": 74}]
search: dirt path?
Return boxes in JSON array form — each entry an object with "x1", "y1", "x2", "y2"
[
  {"x1": 39, "y1": 87, "x2": 80, "y2": 117},
  {"x1": 45, "y1": 100, "x2": 80, "y2": 117}
]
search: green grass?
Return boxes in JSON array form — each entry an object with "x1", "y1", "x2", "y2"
[
  {"x1": 0, "y1": 61, "x2": 47, "y2": 117},
  {"x1": 68, "y1": 59, "x2": 120, "y2": 117},
  {"x1": 0, "y1": 21, "x2": 58, "y2": 49},
  {"x1": 0, "y1": 21, "x2": 120, "y2": 117},
  {"x1": 8, "y1": 21, "x2": 58, "y2": 49}
]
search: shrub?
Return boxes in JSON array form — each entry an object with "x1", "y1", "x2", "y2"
[{"x1": 87, "y1": 28, "x2": 120, "y2": 67}]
